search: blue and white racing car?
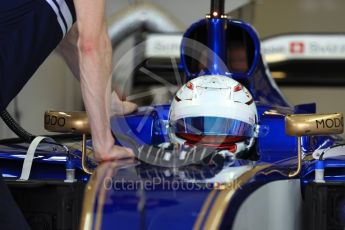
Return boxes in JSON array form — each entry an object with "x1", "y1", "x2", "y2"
[{"x1": 1, "y1": 0, "x2": 345, "y2": 229}]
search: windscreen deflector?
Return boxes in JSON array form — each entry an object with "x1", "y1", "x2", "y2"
[{"x1": 180, "y1": 18, "x2": 260, "y2": 81}]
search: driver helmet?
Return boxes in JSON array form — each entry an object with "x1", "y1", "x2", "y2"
[{"x1": 168, "y1": 75, "x2": 258, "y2": 155}]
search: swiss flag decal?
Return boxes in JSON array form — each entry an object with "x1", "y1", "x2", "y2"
[{"x1": 290, "y1": 42, "x2": 305, "y2": 54}]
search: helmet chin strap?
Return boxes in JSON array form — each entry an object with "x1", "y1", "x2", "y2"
[
  {"x1": 253, "y1": 124, "x2": 260, "y2": 138},
  {"x1": 233, "y1": 142, "x2": 246, "y2": 154}
]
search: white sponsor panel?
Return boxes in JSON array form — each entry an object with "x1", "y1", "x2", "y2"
[
  {"x1": 145, "y1": 34, "x2": 182, "y2": 58},
  {"x1": 145, "y1": 34, "x2": 345, "y2": 63},
  {"x1": 262, "y1": 34, "x2": 345, "y2": 63}
]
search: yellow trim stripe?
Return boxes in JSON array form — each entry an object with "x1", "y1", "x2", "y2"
[
  {"x1": 95, "y1": 163, "x2": 120, "y2": 230},
  {"x1": 193, "y1": 190, "x2": 218, "y2": 230},
  {"x1": 79, "y1": 169, "x2": 103, "y2": 230},
  {"x1": 80, "y1": 160, "x2": 135, "y2": 230},
  {"x1": 82, "y1": 163, "x2": 271, "y2": 230},
  {"x1": 194, "y1": 165, "x2": 270, "y2": 229}
]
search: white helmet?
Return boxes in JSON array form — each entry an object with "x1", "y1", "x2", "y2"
[{"x1": 168, "y1": 75, "x2": 258, "y2": 155}]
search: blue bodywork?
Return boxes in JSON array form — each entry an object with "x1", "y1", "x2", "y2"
[{"x1": 0, "y1": 12, "x2": 345, "y2": 230}]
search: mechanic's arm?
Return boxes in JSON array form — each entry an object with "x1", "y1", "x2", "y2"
[
  {"x1": 64, "y1": 0, "x2": 134, "y2": 161},
  {"x1": 58, "y1": 24, "x2": 80, "y2": 80},
  {"x1": 59, "y1": 23, "x2": 137, "y2": 116}
]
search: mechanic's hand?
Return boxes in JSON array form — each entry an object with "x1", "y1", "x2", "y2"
[
  {"x1": 94, "y1": 144, "x2": 135, "y2": 162},
  {"x1": 92, "y1": 92, "x2": 137, "y2": 162},
  {"x1": 110, "y1": 91, "x2": 137, "y2": 116}
]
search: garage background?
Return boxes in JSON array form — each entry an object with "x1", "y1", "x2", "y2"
[{"x1": 1, "y1": 0, "x2": 345, "y2": 138}]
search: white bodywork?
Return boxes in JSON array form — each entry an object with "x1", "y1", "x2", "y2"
[
  {"x1": 232, "y1": 179, "x2": 302, "y2": 230},
  {"x1": 312, "y1": 144, "x2": 345, "y2": 159}
]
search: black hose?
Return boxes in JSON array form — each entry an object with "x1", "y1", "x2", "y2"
[
  {"x1": 0, "y1": 110, "x2": 35, "y2": 143},
  {"x1": 210, "y1": 0, "x2": 225, "y2": 17}
]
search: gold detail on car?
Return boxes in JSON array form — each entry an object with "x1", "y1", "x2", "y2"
[
  {"x1": 44, "y1": 111, "x2": 90, "y2": 134},
  {"x1": 285, "y1": 113, "x2": 343, "y2": 177},
  {"x1": 44, "y1": 110, "x2": 94, "y2": 174},
  {"x1": 193, "y1": 165, "x2": 271, "y2": 230},
  {"x1": 285, "y1": 113, "x2": 343, "y2": 136}
]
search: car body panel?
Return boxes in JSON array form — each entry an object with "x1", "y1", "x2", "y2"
[{"x1": 1, "y1": 10, "x2": 345, "y2": 230}]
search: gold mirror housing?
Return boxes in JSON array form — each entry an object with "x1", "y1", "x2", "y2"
[
  {"x1": 44, "y1": 110, "x2": 93, "y2": 175},
  {"x1": 285, "y1": 113, "x2": 343, "y2": 136},
  {"x1": 285, "y1": 113, "x2": 343, "y2": 178},
  {"x1": 44, "y1": 111, "x2": 90, "y2": 134}
]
